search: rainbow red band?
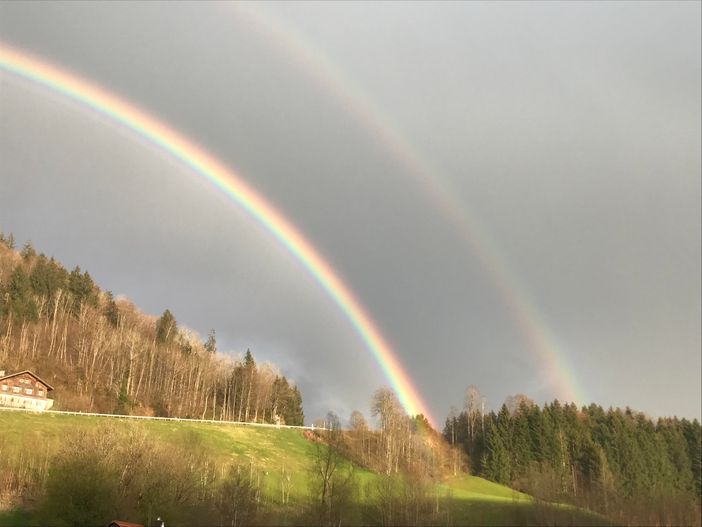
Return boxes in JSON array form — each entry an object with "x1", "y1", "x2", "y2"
[{"x1": 0, "y1": 43, "x2": 434, "y2": 424}]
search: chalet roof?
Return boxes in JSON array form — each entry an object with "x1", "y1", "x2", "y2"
[
  {"x1": 0, "y1": 370, "x2": 54, "y2": 391},
  {"x1": 108, "y1": 521, "x2": 144, "y2": 527}
]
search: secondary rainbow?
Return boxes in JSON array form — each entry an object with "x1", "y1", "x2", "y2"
[
  {"x1": 0, "y1": 42, "x2": 435, "y2": 423},
  {"x1": 232, "y1": 4, "x2": 587, "y2": 405}
]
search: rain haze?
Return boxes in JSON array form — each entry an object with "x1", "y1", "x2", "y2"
[{"x1": 1, "y1": 1, "x2": 700, "y2": 424}]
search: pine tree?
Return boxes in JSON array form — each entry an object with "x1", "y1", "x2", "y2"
[
  {"x1": 21, "y1": 241, "x2": 36, "y2": 261},
  {"x1": 155, "y1": 309, "x2": 177, "y2": 343},
  {"x1": 204, "y1": 329, "x2": 217, "y2": 354},
  {"x1": 482, "y1": 418, "x2": 511, "y2": 484},
  {"x1": 285, "y1": 385, "x2": 304, "y2": 426},
  {"x1": 3, "y1": 265, "x2": 38, "y2": 321},
  {"x1": 578, "y1": 439, "x2": 603, "y2": 488},
  {"x1": 244, "y1": 349, "x2": 254, "y2": 368},
  {"x1": 68, "y1": 266, "x2": 97, "y2": 314},
  {"x1": 30, "y1": 255, "x2": 68, "y2": 305},
  {"x1": 242, "y1": 349, "x2": 256, "y2": 422},
  {"x1": 658, "y1": 419, "x2": 695, "y2": 492},
  {"x1": 681, "y1": 419, "x2": 702, "y2": 495},
  {"x1": 527, "y1": 405, "x2": 547, "y2": 463},
  {"x1": 511, "y1": 407, "x2": 532, "y2": 479},
  {"x1": 103, "y1": 291, "x2": 119, "y2": 327},
  {"x1": 115, "y1": 379, "x2": 131, "y2": 415}
]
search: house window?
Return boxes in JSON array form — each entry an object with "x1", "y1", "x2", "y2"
[
  {"x1": 38, "y1": 390, "x2": 44, "y2": 397},
  {"x1": 25, "y1": 388, "x2": 33, "y2": 395},
  {"x1": 12, "y1": 386, "x2": 20, "y2": 393},
  {"x1": 1, "y1": 384, "x2": 7, "y2": 391}
]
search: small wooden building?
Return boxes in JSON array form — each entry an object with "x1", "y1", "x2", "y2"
[{"x1": 0, "y1": 370, "x2": 54, "y2": 411}]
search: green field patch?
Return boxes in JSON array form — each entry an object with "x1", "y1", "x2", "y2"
[{"x1": 0, "y1": 411, "x2": 605, "y2": 525}]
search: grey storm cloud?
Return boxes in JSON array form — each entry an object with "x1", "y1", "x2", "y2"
[{"x1": 1, "y1": 1, "x2": 699, "y2": 423}]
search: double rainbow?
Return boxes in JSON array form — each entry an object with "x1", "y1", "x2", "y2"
[
  {"x1": 0, "y1": 43, "x2": 434, "y2": 423},
  {"x1": 233, "y1": 4, "x2": 586, "y2": 405}
]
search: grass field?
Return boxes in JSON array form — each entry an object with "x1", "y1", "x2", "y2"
[{"x1": 0, "y1": 411, "x2": 609, "y2": 526}]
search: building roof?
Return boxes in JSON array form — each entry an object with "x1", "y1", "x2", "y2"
[
  {"x1": 0, "y1": 370, "x2": 54, "y2": 391},
  {"x1": 108, "y1": 522, "x2": 144, "y2": 527}
]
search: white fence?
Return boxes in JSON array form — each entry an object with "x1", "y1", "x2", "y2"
[{"x1": 0, "y1": 405, "x2": 324, "y2": 430}]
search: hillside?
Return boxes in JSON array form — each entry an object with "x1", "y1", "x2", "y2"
[
  {"x1": 1, "y1": 236, "x2": 697, "y2": 526},
  {"x1": 0, "y1": 235, "x2": 303, "y2": 425},
  {"x1": 0, "y1": 411, "x2": 608, "y2": 526}
]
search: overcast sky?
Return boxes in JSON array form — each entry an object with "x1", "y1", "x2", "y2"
[{"x1": 1, "y1": 1, "x2": 700, "y2": 424}]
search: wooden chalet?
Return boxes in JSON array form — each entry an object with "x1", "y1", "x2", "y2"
[{"x1": 0, "y1": 370, "x2": 54, "y2": 411}]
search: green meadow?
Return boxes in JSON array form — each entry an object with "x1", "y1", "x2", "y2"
[{"x1": 0, "y1": 411, "x2": 608, "y2": 526}]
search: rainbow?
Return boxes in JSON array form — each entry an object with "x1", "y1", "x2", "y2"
[
  {"x1": 0, "y1": 42, "x2": 435, "y2": 424},
  {"x1": 231, "y1": 4, "x2": 587, "y2": 406}
]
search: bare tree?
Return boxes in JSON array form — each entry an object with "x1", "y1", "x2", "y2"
[
  {"x1": 216, "y1": 464, "x2": 258, "y2": 527},
  {"x1": 349, "y1": 410, "x2": 369, "y2": 465},
  {"x1": 447, "y1": 406, "x2": 459, "y2": 476},
  {"x1": 504, "y1": 393, "x2": 534, "y2": 416},
  {"x1": 464, "y1": 385, "x2": 482, "y2": 455},
  {"x1": 372, "y1": 388, "x2": 405, "y2": 474},
  {"x1": 349, "y1": 410, "x2": 367, "y2": 431},
  {"x1": 309, "y1": 412, "x2": 356, "y2": 527}
]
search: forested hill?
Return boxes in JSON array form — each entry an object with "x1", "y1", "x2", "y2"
[
  {"x1": 444, "y1": 392, "x2": 702, "y2": 525},
  {"x1": 0, "y1": 232, "x2": 304, "y2": 425}
]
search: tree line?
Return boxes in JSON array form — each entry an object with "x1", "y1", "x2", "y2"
[
  {"x1": 0, "y1": 233, "x2": 303, "y2": 425},
  {"x1": 444, "y1": 386, "x2": 701, "y2": 526}
]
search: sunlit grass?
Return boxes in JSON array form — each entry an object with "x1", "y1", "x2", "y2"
[
  {"x1": 0, "y1": 411, "x2": 607, "y2": 526},
  {"x1": 442, "y1": 474, "x2": 531, "y2": 502}
]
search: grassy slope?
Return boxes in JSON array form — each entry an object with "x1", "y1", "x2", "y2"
[{"x1": 0, "y1": 412, "x2": 608, "y2": 526}]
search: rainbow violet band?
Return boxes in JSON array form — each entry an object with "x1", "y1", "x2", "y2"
[{"x1": 0, "y1": 42, "x2": 435, "y2": 425}]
